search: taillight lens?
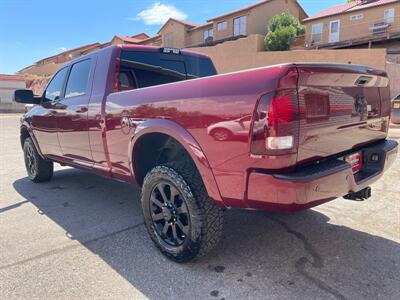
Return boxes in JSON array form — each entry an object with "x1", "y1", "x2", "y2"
[{"x1": 251, "y1": 90, "x2": 299, "y2": 155}]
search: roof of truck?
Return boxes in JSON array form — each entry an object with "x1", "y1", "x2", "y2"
[
  {"x1": 116, "y1": 44, "x2": 212, "y2": 59},
  {"x1": 60, "y1": 44, "x2": 212, "y2": 68}
]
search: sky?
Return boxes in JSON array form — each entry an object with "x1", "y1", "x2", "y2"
[{"x1": 0, "y1": 0, "x2": 345, "y2": 74}]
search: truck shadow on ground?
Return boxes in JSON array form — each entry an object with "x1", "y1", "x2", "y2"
[{"x1": 12, "y1": 168, "x2": 400, "y2": 299}]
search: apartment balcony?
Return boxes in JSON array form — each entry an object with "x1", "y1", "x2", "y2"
[{"x1": 306, "y1": 16, "x2": 400, "y2": 50}]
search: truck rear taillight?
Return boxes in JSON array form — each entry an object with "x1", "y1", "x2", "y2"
[{"x1": 251, "y1": 90, "x2": 299, "y2": 155}]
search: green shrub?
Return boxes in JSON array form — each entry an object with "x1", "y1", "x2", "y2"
[{"x1": 264, "y1": 12, "x2": 305, "y2": 51}]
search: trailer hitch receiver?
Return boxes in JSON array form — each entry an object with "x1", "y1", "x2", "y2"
[{"x1": 344, "y1": 187, "x2": 372, "y2": 201}]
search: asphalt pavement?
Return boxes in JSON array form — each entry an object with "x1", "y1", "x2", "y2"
[{"x1": 1, "y1": 114, "x2": 399, "y2": 299}]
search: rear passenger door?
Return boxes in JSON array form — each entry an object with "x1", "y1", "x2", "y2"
[
  {"x1": 105, "y1": 50, "x2": 187, "y2": 180},
  {"x1": 56, "y1": 58, "x2": 95, "y2": 166}
]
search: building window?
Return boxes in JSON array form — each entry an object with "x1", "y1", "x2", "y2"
[
  {"x1": 350, "y1": 14, "x2": 363, "y2": 21},
  {"x1": 384, "y1": 8, "x2": 395, "y2": 24},
  {"x1": 204, "y1": 28, "x2": 213, "y2": 41},
  {"x1": 217, "y1": 21, "x2": 227, "y2": 31},
  {"x1": 233, "y1": 15, "x2": 247, "y2": 36},
  {"x1": 163, "y1": 33, "x2": 174, "y2": 47},
  {"x1": 311, "y1": 23, "x2": 323, "y2": 43}
]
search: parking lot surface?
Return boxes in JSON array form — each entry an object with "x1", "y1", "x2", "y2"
[{"x1": 1, "y1": 114, "x2": 399, "y2": 300}]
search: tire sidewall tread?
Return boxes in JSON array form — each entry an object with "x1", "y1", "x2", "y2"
[
  {"x1": 23, "y1": 137, "x2": 53, "y2": 182},
  {"x1": 141, "y1": 161, "x2": 223, "y2": 262}
]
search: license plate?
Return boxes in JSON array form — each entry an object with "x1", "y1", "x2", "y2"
[
  {"x1": 394, "y1": 103, "x2": 400, "y2": 109},
  {"x1": 345, "y1": 152, "x2": 363, "y2": 173}
]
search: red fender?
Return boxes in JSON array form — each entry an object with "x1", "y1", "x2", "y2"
[
  {"x1": 20, "y1": 122, "x2": 45, "y2": 159},
  {"x1": 128, "y1": 119, "x2": 224, "y2": 207}
]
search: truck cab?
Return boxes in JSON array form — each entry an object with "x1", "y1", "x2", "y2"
[{"x1": 20, "y1": 45, "x2": 216, "y2": 176}]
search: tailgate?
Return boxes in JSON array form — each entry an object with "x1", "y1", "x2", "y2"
[{"x1": 296, "y1": 64, "x2": 391, "y2": 163}]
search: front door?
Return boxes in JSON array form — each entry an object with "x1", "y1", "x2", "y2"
[
  {"x1": 329, "y1": 20, "x2": 340, "y2": 43},
  {"x1": 56, "y1": 58, "x2": 94, "y2": 167},
  {"x1": 31, "y1": 67, "x2": 68, "y2": 157}
]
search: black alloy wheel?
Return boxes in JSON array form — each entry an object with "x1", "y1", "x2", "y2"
[
  {"x1": 141, "y1": 161, "x2": 223, "y2": 262},
  {"x1": 150, "y1": 181, "x2": 190, "y2": 246},
  {"x1": 23, "y1": 137, "x2": 53, "y2": 182},
  {"x1": 25, "y1": 142, "x2": 36, "y2": 177}
]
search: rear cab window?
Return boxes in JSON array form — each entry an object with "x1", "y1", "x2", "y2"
[
  {"x1": 115, "y1": 49, "x2": 216, "y2": 92},
  {"x1": 184, "y1": 54, "x2": 217, "y2": 79}
]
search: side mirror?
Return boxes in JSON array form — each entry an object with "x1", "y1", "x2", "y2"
[{"x1": 13, "y1": 89, "x2": 41, "y2": 104}]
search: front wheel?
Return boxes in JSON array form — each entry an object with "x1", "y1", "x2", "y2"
[
  {"x1": 23, "y1": 137, "x2": 53, "y2": 182},
  {"x1": 141, "y1": 161, "x2": 223, "y2": 262}
]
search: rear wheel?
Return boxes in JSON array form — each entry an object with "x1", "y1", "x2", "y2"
[
  {"x1": 23, "y1": 137, "x2": 53, "y2": 182},
  {"x1": 141, "y1": 161, "x2": 223, "y2": 262}
]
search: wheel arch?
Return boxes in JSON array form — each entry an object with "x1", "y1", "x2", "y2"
[
  {"x1": 20, "y1": 124, "x2": 45, "y2": 159},
  {"x1": 20, "y1": 125, "x2": 30, "y2": 148},
  {"x1": 129, "y1": 119, "x2": 224, "y2": 206}
]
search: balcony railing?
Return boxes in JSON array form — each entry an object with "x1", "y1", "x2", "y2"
[
  {"x1": 370, "y1": 22, "x2": 391, "y2": 34},
  {"x1": 306, "y1": 15, "x2": 400, "y2": 49},
  {"x1": 186, "y1": 34, "x2": 248, "y2": 48}
]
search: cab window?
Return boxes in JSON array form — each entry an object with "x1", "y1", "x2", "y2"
[
  {"x1": 119, "y1": 70, "x2": 137, "y2": 91},
  {"x1": 114, "y1": 50, "x2": 217, "y2": 93},
  {"x1": 65, "y1": 59, "x2": 91, "y2": 98},
  {"x1": 119, "y1": 51, "x2": 186, "y2": 91},
  {"x1": 44, "y1": 67, "x2": 68, "y2": 101}
]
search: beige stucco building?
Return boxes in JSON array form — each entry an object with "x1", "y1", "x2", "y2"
[
  {"x1": 18, "y1": 0, "x2": 307, "y2": 78},
  {"x1": 18, "y1": 43, "x2": 102, "y2": 76},
  {"x1": 0, "y1": 74, "x2": 26, "y2": 112},
  {"x1": 142, "y1": 0, "x2": 307, "y2": 48},
  {"x1": 18, "y1": 34, "x2": 151, "y2": 77},
  {"x1": 303, "y1": 0, "x2": 400, "y2": 52}
]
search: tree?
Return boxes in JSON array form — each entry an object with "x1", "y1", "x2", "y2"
[{"x1": 264, "y1": 12, "x2": 305, "y2": 51}]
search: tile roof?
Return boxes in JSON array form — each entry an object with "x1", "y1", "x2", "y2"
[
  {"x1": 35, "y1": 43, "x2": 101, "y2": 63},
  {"x1": 157, "y1": 18, "x2": 198, "y2": 34},
  {"x1": 207, "y1": 0, "x2": 273, "y2": 21},
  {"x1": 115, "y1": 36, "x2": 144, "y2": 43},
  {"x1": 0, "y1": 74, "x2": 26, "y2": 81},
  {"x1": 138, "y1": 35, "x2": 162, "y2": 43},
  {"x1": 170, "y1": 18, "x2": 198, "y2": 28},
  {"x1": 130, "y1": 33, "x2": 150, "y2": 40},
  {"x1": 303, "y1": 0, "x2": 399, "y2": 22},
  {"x1": 64, "y1": 42, "x2": 101, "y2": 53},
  {"x1": 207, "y1": 0, "x2": 307, "y2": 21},
  {"x1": 188, "y1": 22, "x2": 214, "y2": 31}
]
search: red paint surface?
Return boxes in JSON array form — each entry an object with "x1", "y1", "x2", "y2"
[{"x1": 21, "y1": 45, "x2": 397, "y2": 211}]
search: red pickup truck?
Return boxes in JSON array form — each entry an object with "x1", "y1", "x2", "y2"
[{"x1": 14, "y1": 44, "x2": 398, "y2": 262}]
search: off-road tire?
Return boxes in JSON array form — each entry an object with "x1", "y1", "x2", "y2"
[
  {"x1": 23, "y1": 137, "x2": 53, "y2": 182},
  {"x1": 141, "y1": 161, "x2": 223, "y2": 262}
]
